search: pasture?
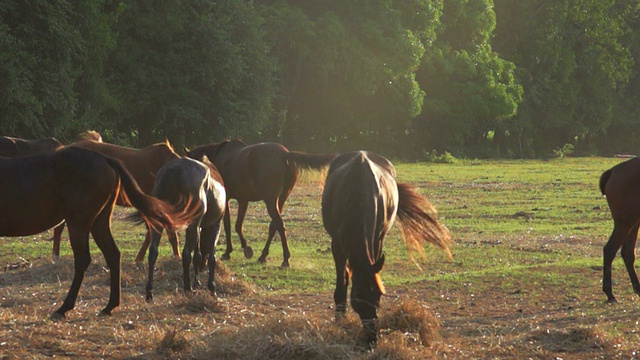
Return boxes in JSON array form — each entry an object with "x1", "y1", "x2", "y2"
[{"x1": 1, "y1": 156, "x2": 639, "y2": 359}]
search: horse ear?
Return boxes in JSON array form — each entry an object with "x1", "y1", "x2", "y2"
[{"x1": 183, "y1": 145, "x2": 190, "y2": 155}]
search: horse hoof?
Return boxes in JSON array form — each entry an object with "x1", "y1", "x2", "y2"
[
  {"x1": 257, "y1": 256, "x2": 267, "y2": 264},
  {"x1": 244, "y1": 247, "x2": 254, "y2": 259},
  {"x1": 98, "y1": 309, "x2": 112, "y2": 317},
  {"x1": 280, "y1": 261, "x2": 290, "y2": 268},
  {"x1": 145, "y1": 293, "x2": 154, "y2": 303},
  {"x1": 220, "y1": 253, "x2": 231, "y2": 261},
  {"x1": 207, "y1": 283, "x2": 216, "y2": 294},
  {"x1": 134, "y1": 261, "x2": 145, "y2": 270},
  {"x1": 49, "y1": 312, "x2": 65, "y2": 321},
  {"x1": 606, "y1": 298, "x2": 618, "y2": 304}
]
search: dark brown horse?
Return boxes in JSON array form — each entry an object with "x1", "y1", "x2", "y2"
[
  {"x1": 138, "y1": 156, "x2": 226, "y2": 301},
  {"x1": 0, "y1": 146, "x2": 184, "y2": 319},
  {"x1": 186, "y1": 139, "x2": 335, "y2": 267},
  {"x1": 321, "y1": 151, "x2": 452, "y2": 346},
  {"x1": 599, "y1": 157, "x2": 640, "y2": 303},
  {"x1": 0, "y1": 135, "x2": 62, "y2": 157},
  {"x1": 51, "y1": 131, "x2": 181, "y2": 262}
]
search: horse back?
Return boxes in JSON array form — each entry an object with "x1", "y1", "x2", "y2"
[
  {"x1": 322, "y1": 151, "x2": 396, "y2": 264},
  {"x1": 0, "y1": 148, "x2": 118, "y2": 236},
  {"x1": 71, "y1": 140, "x2": 179, "y2": 194}
]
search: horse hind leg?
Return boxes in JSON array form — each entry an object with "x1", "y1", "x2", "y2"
[
  {"x1": 603, "y1": 222, "x2": 634, "y2": 303},
  {"x1": 332, "y1": 245, "x2": 348, "y2": 319},
  {"x1": 201, "y1": 222, "x2": 222, "y2": 294},
  {"x1": 90, "y1": 205, "x2": 122, "y2": 316},
  {"x1": 234, "y1": 200, "x2": 254, "y2": 259},
  {"x1": 50, "y1": 222, "x2": 66, "y2": 263},
  {"x1": 220, "y1": 204, "x2": 233, "y2": 260},
  {"x1": 621, "y1": 224, "x2": 640, "y2": 297},
  {"x1": 51, "y1": 225, "x2": 92, "y2": 319},
  {"x1": 145, "y1": 227, "x2": 164, "y2": 302},
  {"x1": 134, "y1": 228, "x2": 153, "y2": 266},
  {"x1": 258, "y1": 200, "x2": 289, "y2": 267}
]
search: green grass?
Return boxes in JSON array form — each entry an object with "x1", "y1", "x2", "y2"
[{"x1": 1, "y1": 156, "x2": 622, "y2": 292}]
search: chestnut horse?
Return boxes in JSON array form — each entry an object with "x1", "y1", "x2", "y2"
[
  {"x1": 186, "y1": 140, "x2": 335, "y2": 267},
  {"x1": 321, "y1": 151, "x2": 452, "y2": 346},
  {"x1": 51, "y1": 131, "x2": 181, "y2": 262},
  {"x1": 138, "y1": 156, "x2": 226, "y2": 301},
  {"x1": 0, "y1": 146, "x2": 183, "y2": 319},
  {"x1": 0, "y1": 135, "x2": 62, "y2": 157},
  {"x1": 599, "y1": 157, "x2": 640, "y2": 303}
]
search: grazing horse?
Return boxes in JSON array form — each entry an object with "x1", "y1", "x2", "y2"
[
  {"x1": 0, "y1": 146, "x2": 183, "y2": 319},
  {"x1": 51, "y1": 131, "x2": 181, "y2": 262},
  {"x1": 186, "y1": 139, "x2": 335, "y2": 267},
  {"x1": 321, "y1": 151, "x2": 452, "y2": 346},
  {"x1": 139, "y1": 156, "x2": 226, "y2": 301},
  {"x1": 0, "y1": 135, "x2": 63, "y2": 157},
  {"x1": 599, "y1": 157, "x2": 640, "y2": 303}
]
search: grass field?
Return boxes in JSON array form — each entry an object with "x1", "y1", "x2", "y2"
[{"x1": 2, "y1": 156, "x2": 639, "y2": 359}]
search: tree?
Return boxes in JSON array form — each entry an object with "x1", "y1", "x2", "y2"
[
  {"x1": 493, "y1": 0, "x2": 633, "y2": 157},
  {"x1": 105, "y1": 0, "x2": 275, "y2": 146},
  {"x1": 413, "y1": 0, "x2": 523, "y2": 158},
  {"x1": 263, "y1": 0, "x2": 440, "y2": 155},
  {"x1": 0, "y1": 0, "x2": 115, "y2": 141}
]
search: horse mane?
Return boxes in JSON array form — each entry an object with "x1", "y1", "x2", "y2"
[
  {"x1": 395, "y1": 182, "x2": 452, "y2": 260},
  {"x1": 79, "y1": 130, "x2": 103, "y2": 142}
]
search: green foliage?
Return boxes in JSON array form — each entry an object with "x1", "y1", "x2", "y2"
[
  {"x1": 105, "y1": 0, "x2": 275, "y2": 146},
  {"x1": 413, "y1": 0, "x2": 523, "y2": 158},
  {"x1": 2, "y1": 0, "x2": 640, "y2": 159},
  {"x1": 493, "y1": 0, "x2": 635, "y2": 157}
]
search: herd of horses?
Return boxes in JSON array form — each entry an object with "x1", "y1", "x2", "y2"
[{"x1": 1, "y1": 131, "x2": 638, "y2": 346}]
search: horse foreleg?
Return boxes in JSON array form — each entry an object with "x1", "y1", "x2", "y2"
[
  {"x1": 145, "y1": 227, "x2": 164, "y2": 302},
  {"x1": 51, "y1": 222, "x2": 66, "y2": 263},
  {"x1": 91, "y1": 214, "x2": 122, "y2": 316},
  {"x1": 235, "y1": 200, "x2": 254, "y2": 259},
  {"x1": 621, "y1": 224, "x2": 640, "y2": 297},
  {"x1": 603, "y1": 224, "x2": 628, "y2": 303},
  {"x1": 52, "y1": 226, "x2": 91, "y2": 319}
]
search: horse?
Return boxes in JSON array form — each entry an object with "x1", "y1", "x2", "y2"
[
  {"x1": 321, "y1": 151, "x2": 452, "y2": 346},
  {"x1": 599, "y1": 157, "x2": 640, "y2": 303},
  {"x1": 0, "y1": 135, "x2": 63, "y2": 157},
  {"x1": 50, "y1": 131, "x2": 181, "y2": 262},
  {"x1": 0, "y1": 146, "x2": 185, "y2": 319},
  {"x1": 185, "y1": 139, "x2": 335, "y2": 267},
  {"x1": 136, "y1": 156, "x2": 226, "y2": 302}
]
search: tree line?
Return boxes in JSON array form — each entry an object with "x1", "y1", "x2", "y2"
[{"x1": 1, "y1": 0, "x2": 638, "y2": 159}]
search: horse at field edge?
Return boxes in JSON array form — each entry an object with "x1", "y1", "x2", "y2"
[
  {"x1": 51, "y1": 131, "x2": 182, "y2": 263},
  {"x1": 135, "y1": 156, "x2": 226, "y2": 301},
  {"x1": 321, "y1": 150, "x2": 452, "y2": 346},
  {"x1": 0, "y1": 146, "x2": 187, "y2": 319},
  {"x1": 599, "y1": 157, "x2": 640, "y2": 303},
  {"x1": 186, "y1": 139, "x2": 335, "y2": 267}
]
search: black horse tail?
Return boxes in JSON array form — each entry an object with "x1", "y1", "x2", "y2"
[
  {"x1": 284, "y1": 151, "x2": 336, "y2": 170},
  {"x1": 103, "y1": 156, "x2": 183, "y2": 232},
  {"x1": 599, "y1": 169, "x2": 612, "y2": 195},
  {"x1": 396, "y1": 182, "x2": 452, "y2": 260}
]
